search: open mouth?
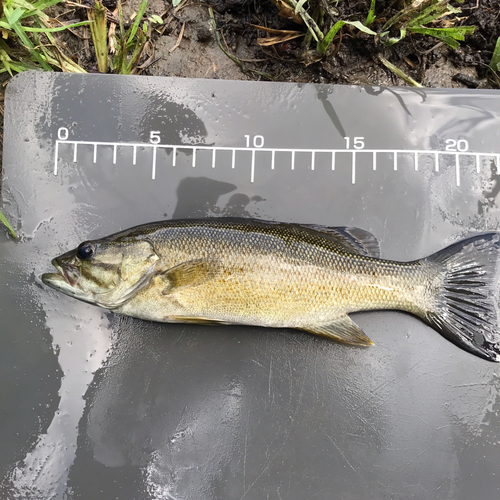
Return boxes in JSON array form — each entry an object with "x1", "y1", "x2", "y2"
[
  {"x1": 41, "y1": 259, "x2": 80, "y2": 289},
  {"x1": 41, "y1": 271, "x2": 66, "y2": 288}
]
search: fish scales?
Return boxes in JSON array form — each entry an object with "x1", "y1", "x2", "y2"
[{"x1": 115, "y1": 221, "x2": 429, "y2": 327}]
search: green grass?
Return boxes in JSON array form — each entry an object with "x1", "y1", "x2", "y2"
[
  {"x1": 88, "y1": 0, "x2": 163, "y2": 75},
  {"x1": 0, "y1": 0, "x2": 90, "y2": 75},
  {"x1": 282, "y1": 0, "x2": 476, "y2": 56},
  {"x1": 318, "y1": 20, "x2": 376, "y2": 56},
  {"x1": 490, "y1": 36, "x2": 500, "y2": 73},
  {"x1": 0, "y1": 210, "x2": 16, "y2": 238},
  {"x1": 380, "y1": 0, "x2": 475, "y2": 49}
]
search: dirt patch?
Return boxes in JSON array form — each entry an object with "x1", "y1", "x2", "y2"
[
  {"x1": 2, "y1": 0, "x2": 499, "y2": 87},
  {"x1": 148, "y1": 3, "x2": 252, "y2": 80},
  {"x1": 131, "y1": 0, "x2": 498, "y2": 88}
]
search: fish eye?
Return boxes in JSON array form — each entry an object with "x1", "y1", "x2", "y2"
[{"x1": 76, "y1": 242, "x2": 96, "y2": 260}]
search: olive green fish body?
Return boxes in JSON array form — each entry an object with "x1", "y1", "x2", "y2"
[
  {"x1": 118, "y1": 228, "x2": 421, "y2": 324},
  {"x1": 42, "y1": 218, "x2": 500, "y2": 361}
]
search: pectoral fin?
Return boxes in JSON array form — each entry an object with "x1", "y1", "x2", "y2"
[
  {"x1": 304, "y1": 316, "x2": 374, "y2": 346},
  {"x1": 161, "y1": 259, "x2": 219, "y2": 295}
]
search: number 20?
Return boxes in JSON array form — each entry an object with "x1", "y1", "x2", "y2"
[{"x1": 445, "y1": 139, "x2": 468, "y2": 152}]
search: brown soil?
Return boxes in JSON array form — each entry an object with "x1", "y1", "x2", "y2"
[
  {"x1": 136, "y1": 0, "x2": 499, "y2": 88},
  {"x1": 54, "y1": 0, "x2": 500, "y2": 87}
]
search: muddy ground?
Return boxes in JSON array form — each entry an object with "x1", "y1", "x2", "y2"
[{"x1": 106, "y1": 0, "x2": 500, "y2": 88}]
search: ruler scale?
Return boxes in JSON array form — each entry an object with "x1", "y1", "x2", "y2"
[{"x1": 54, "y1": 137, "x2": 498, "y2": 186}]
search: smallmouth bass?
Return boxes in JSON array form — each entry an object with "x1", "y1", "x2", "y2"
[{"x1": 42, "y1": 218, "x2": 500, "y2": 362}]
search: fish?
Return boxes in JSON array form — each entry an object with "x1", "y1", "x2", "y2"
[{"x1": 41, "y1": 218, "x2": 500, "y2": 362}]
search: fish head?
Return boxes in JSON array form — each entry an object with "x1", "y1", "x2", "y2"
[{"x1": 42, "y1": 237, "x2": 159, "y2": 309}]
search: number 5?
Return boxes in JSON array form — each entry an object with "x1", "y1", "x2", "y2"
[{"x1": 150, "y1": 131, "x2": 161, "y2": 144}]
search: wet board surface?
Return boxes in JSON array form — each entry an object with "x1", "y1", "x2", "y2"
[{"x1": 1, "y1": 72, "x2": 500, "y2": 499}]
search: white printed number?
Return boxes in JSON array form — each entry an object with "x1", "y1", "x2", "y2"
[
  {"x1": 445, "y1": 139, "x2": 468, "y2": 152},
  {"x1": 58, "y1": 127, "x2": 69, "y2": 140},
  {"x1": 245, "y1": 135, "x2": 265, "y2": 148},
  {"x1": 150, "y1": 131, "x2": 161, "y2": 144},
  {"x1": 344, "y1": 137, "x2": 365, "y2": 149}
]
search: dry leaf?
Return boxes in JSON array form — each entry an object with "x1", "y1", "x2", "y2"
[
  {"x1": 252, "y1": 25, "x2": 303, "y2": 36},
  {"x1": 257, "y1": 33, "x2": 304, "y2": 46},
  {"x1": 253, "y1": 24, "x2": 304, "y2": 46},
  {"x1": 269, "y1": 0, "x2": 303, "y2": 24}
]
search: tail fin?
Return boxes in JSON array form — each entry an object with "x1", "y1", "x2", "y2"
[{"x1": 424, "y1": 232, "x2": 500, "y2": 362}]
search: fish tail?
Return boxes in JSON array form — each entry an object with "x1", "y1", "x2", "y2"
[{"x1": 423, "y1": 232, "x2": 500, "y2": 362}]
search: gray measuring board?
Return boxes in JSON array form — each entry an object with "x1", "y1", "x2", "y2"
[{"x1": 2, "y1": 72, "x2": 500, "y2": 500}]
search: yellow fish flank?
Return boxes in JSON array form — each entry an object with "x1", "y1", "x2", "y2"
[{"x1": 42, "y1": 218, "x2": 500, "y2": 362}]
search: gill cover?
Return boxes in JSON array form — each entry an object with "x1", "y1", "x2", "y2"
[{"x1": 89, "y1": 240, "x2": 160, "y2": 308}]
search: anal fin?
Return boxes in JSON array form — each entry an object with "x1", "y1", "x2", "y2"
[{"x1": 304, "y1": 316, "x2": 374, "y2": 346}]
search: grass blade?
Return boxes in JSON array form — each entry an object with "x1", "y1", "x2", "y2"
[
  {"x1": 294, "y1": 0, "x2": 308, "y2": 13},
  {"x1": 32, "y1": 0, "x2": 67, "y2": 9},
  {"x1": 408, "y1": 26, "x2": 474, "y2": 48},
  {"x1": 125, "y1": 28, "x2": 146, "y2": 73},
  {"x1": 318, "y1": 20, "x2": 376, "y2": 55},
  {"x1": 365, "y1": 0, "x2": 376, "y2": 27},
  {"x1": 284, "y1": 0, "x2": 323, "y2": 42},
  {"x1": 490, "y1": 36, "x2": 500, "y2": 72},
  {"x1": 317, "y1": 21, "x2": 344, "y2": 55},
  {"x1": 378, "y1": 54, "x2": 422, "y2": 87},
  {"x1": 88, "y1": 1, "x2": 108, "y2": 72},
  {"x1": 7, "y1": 7, "x2": 25, "y2": 25},
  {"x1": 23, "y1": 21, "x2": 92, "y2": 32},
  {"x1": 127, "y1": 0, "x2": 148, "y2": 44},
  {"x1": 8, "y1": 18, "x2": 52, "y2": 70},
  {"x1": 0, "y1": 211, "x2": 16, "y2": 238}
]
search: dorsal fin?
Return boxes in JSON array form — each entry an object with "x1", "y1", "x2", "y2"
[
  {"x1": 293, "y1": 224, "x2": 380, "y2": 258},
  {"x1": 342, "y1": 227, "x2": 381, "y2": 258}
]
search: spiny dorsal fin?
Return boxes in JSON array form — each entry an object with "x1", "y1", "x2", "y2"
[
  {"x1": 303, "y1": 316, "x2": 374, "y2": 346},
  {"x1": 294, "y1": 224, "x2": 380, "y2": 258}
]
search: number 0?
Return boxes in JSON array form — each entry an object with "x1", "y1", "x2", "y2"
[{"x1": 58, "y1": 127, "x2": 69, "y2": 140}]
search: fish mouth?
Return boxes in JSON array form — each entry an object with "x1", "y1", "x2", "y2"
[
  {"x1": 41, "y1": 271, "x2": 67, "y2": 289},
  {"x1": 42, "y1": 259, "x2": 81, "y2": 290}
]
